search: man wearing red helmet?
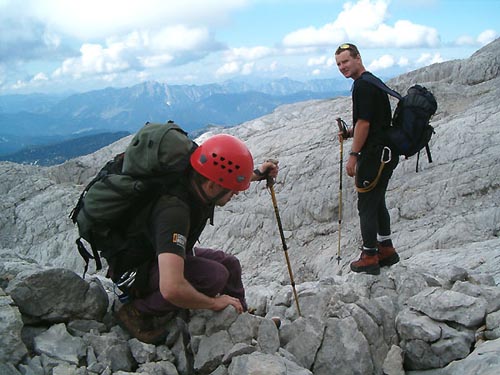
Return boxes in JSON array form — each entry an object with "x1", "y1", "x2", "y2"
[{"x1": 115, "y1": 133, "x2": 278, "y2": 344}]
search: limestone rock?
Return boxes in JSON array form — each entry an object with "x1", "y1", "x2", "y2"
[{"x1": 0, "y1": 38, "x2": 500, "y2": 375}]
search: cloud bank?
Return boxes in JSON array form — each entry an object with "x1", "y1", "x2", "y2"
[{"x1": 0, "y1": 0, "x2": 497, "y2": 93}]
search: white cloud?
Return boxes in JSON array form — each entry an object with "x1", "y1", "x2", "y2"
[
  {"x1": 477, "y1": 29, "x2": 497, "y2": 45},
  {"x1": 363, "y1": 51, "x2": 444, "y2": 73},
  {"x1": 416, "y1": 53, "x2": 444, "y2": 66},
  {"x1": 33, "y1": 72, "x2": 48, "y2": 81},
  {"x1": 42, "y1": 30, "x2": 61, "y2": 48},
  {"x1": 148, "y1": 25, "x2": 213, "y2": 51},
  {"x1": 282, "y1": 0, "x2": 439, "y2": 49},
  {"x1": 224, "y1": 46, "x2": 274, "y2": 62},
  {"x1": 0, "y1": 0, "x2": 241, "y2": 91},
  {"x1": 365, "y1": 20, "x2": 440, "y2": 48},
  {"x1": 102, "y1": 73, "x2": 118, "y2": 83},
  {"x1": 282, "y1": 24, "x2": 345, "y2": 48},
  {"x1": 326, "y1": 56, "x2": 336, "y2": 67},
  {"x1": 368, "y1": 54, "x2": 395, "y2": 71},
  {"x1": 336, "y1": 0, "x2": 389, "y2": 32},
  {"x1": 139, "y1": 54, "x2": 175, "y2": 69},
  {"x1": 241, "y1": 62, "x2": 255, "y2": 75},
  {"x1": 12, "y1": 80, "x2": 28, "y2": 90},
  {"x1": 1, "y1": 0, "x2": 495, "y2": 94},
  {"x1": 307, "y1": 56, "x2": 327, "y2": 66},
  {"x1": 52, "y1": 25, "x2": 218, "y2": 79},
  {"x1": 137, "y1": 71, "x2": 151, "y2": 81},
  {"x1": 216, "y1": 61, "x2": 240, "y2": 76},
  {"x1": 28, "y1": 0, "x2": 248, "y2": 40},
  {"x1": 398, "y1": 56, "x2": 409, "y2": 67},
  {"x1": 181, "y1": 74, "x2": 198, "y2": 82},
  {"x1": 283, "y1": 0, "x2": 388, "y2": 48},
  {"x1": 53, "y1": 43, "x2": 130, "y2": 78},
  {"x1": 455, "y1": 29, "x2": 497, "y2": 47},
  {"x1": 216, "y1": 60, "x2": 256, "y2": 76},
  {"x1": 215, "y1": 46, "x2": 275, "y2": 78},
  {"x1": 455, "y1": 35, "x2": 476, "y2": 46}
]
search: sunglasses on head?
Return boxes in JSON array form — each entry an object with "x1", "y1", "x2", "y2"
[{"x1": 336, "y1": 43, "x2": 359, "y2": 55}]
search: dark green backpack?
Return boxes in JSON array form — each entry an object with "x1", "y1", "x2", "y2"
[{"x1": 70, "y1": 121, "x2": 197, "y2": 278}]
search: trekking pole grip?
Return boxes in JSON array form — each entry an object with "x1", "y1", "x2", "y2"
[{"x1": 336, "y1": 117, "x2": 348, "y2": 140}]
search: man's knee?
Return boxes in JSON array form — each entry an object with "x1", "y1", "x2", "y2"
[
  {"x1": 208, "y1": 264, "x2": 230, "y2": 293},
  {"x1": 223, "y1": 254, "x2": 243, "y2": 276}
]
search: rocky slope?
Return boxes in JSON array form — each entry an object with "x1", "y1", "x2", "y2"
[{"x1": 0, "y1": 39, "x2": 499, "y2": 374}]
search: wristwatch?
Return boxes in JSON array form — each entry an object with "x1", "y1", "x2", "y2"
[{"x1": 349, "y1": 151, "x2": 361, "y2": 157}]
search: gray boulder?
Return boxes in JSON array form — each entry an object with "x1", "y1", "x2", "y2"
[
  {"x1": 406, "y1": 287, "x2": 487, "y2": 328},
  {"x1": 0, "y1": 289, "x2": 28, "y2": 364},
  {"x1": 6, "y1": 268, "x2": 108, "y2": 323}
]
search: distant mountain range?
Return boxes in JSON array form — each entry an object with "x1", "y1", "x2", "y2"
[
  {"x1": 1, "y1": 131, "x2": 130, "y2": 166},
  {"x1": 0, "y1": 77, "x2": 350, "y2": 164}
]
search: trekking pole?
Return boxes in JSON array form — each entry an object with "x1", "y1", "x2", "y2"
[
  {"x1": 336, "y1": 118, "x2": 347, "y2": 265},
  {"x1": 266, "y1": 176, "x2": 302, "y2": 317}
]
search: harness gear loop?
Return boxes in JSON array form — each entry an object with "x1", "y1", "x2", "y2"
[{"x1": 356, "y1": 146, "x2": 392, "y2": 193}]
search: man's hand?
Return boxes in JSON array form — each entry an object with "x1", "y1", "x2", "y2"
[
  {"x1": 211, "y1": 294, "x2": 243, "y2": 313},
  {"x1": 252, "y1": 159, "x2": 279, "y2": 181},
  {"x1": 346, "y1": 155, "x2": 357, "y2": 177},
  {"x1": 337, "y1": 127, "x2": 353, "y2": 142}
]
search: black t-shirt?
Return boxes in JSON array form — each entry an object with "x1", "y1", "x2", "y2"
[
  {"x1": 147, "y1": 178, "x2": 214, "y2": 259},
  {"x1": 352, "y1": 72, "x2": 392, "y2": 149}
]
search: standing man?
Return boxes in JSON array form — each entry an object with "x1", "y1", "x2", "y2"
[
  {"x1": 335, "y1": 43, "x2": 400, "y2": 275},
  {"x1": 115, "y1": 133, "x2": 279, "y2": 343}
]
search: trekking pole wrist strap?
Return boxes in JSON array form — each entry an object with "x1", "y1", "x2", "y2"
[{"x1": 254, "y1": 168, "x2": 266, "y2": 180}]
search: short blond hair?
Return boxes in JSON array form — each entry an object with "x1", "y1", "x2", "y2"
[{"x1": 335, "y1": 43, "x2": 360, "y2": 58}]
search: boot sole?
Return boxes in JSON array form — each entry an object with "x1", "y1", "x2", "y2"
[
  {"x1": 114, "y1": 308, "x2": 168, "y2": 345},
  {"x1": 350, "y1": 264, "x2": 381, "y2": 275},
  {"x1": 379, "y1": 253, "x2": 400, "y2": 267}
]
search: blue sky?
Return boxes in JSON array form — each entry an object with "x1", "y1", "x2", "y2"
[{"x1": 0, "y1": 0, "x2": 498, "y2": 95}]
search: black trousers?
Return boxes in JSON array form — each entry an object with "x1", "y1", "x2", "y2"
[{"x1": 356, "y1": 149, "x2": 398, "y2": 249}]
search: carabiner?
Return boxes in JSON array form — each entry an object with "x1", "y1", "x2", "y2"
[
  {"x1": 116, "y1": 270, "x2": 137, "y2": 289},
  {"x1": 381, "y1": 146, "x2": 392, "y2": 164}
]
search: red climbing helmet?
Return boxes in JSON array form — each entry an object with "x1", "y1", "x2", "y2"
[{"x1": 190, "y1": 134, "x2": 254, "y2": 191}]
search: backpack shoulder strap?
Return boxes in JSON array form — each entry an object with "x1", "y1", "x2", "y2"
[{"x1": 360, "y1": 73, "x2": 403, "y2": 100}]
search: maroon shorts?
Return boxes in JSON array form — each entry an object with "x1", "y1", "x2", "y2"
[{"x1": 133, "y1": 247, "x2": 247, "y2": 315}]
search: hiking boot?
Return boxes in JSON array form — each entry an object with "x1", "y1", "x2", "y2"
[
  {"x1": 350, "y1": 251, "x2": 380, "y2": 275},
  {"x1": 377, "y1": 243, "x2": 400, "y2": 267},
  {"x1": 114, "y1": 303, "x2": 169, "y2": 345}
]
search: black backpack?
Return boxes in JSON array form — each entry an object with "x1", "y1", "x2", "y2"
[
  {"x1": 70, "y1": 121, "x2": 197, "y2": 278},
  {"x1": 361, "y1": 74, "x2": 438, "y2": 171}
]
